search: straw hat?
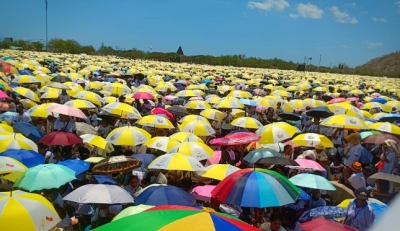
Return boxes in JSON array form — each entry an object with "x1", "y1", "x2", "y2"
[
  {"x1": 344, "y1": 133, "x2": 361, "y2": 145},
  {"x1": 350, "y1": 162, "x2": 363, "y2": 172},
  {"x1": 314, "y1": 144, "x2": 325, "y2": 150}
]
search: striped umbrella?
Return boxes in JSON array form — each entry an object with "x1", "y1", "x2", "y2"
[
  {"x1": 0, "y1": 133, "x2": 38, "y2": 152},
  {"x1": 170, "y1": 132, "x2": 204, "y2": 143},
  {"x1": 13, "y1": 87, "x2": 40, "y2": 102},
  {"x1": 106, "y1": 126, "x2": 151, "y2": 146},
  {"x1": 167, "y1": 141, "x2": 214, "y2": 160},
  {"x1": 137, "y1": 115, "x2": 174, "y2": 129},
  {"x1": 74, "y1": 91, "x2": 103, "y2": 106},
  {"x1": 370, "y1": 122, "x2": 400, "y2": 135},
  {"x1": 179, "y1": 120, "x2": 215, "y2": 136},
  {"x1": 64, "y1": 99, "x2": 96, "y2": 109},
  {"x1": 256, "y1": 122, "x2": 300, "y2": 144},
  {"x1": 231, "y1": 117, "x2": 263, "y2": 129},
  {"x1": 26, "y1": 103, "x2": 58, "y2": 118},
  {"x1": 11, "y1": 75, "x2": 41, "y2": 84},
  {"x1": 0, "y1": 156, "x2": 27, "y2": 174},
  {"x1": 144, "y1": 136, "x2": 181, "y2": 152},
  {"x1": 200, "y1": 109, "x2": 223, "y2": 122},
  {"x1": 214, "y1": 97, "x2": 244, "y2": 109},
  {"x1": 148, "y1": 153, "x2": 205, "y2": 171},
  {"x1": 179, "y1": 115, "x2": 210, "y2": 124},
  {"x1": 292, "y1": 133, "x2": 334, "y2": 148},
  {"x1": 321, "y1": 115, "x2": 369, "y2": 130},
  {"x1": 185, "y1": 100, "x2": 211, "y2": 110},
  {"x1": 199, "y1": 164, "x2": 240, "y2": 181},
  {"x1": 211, "y1": 168, "x2": 300, "y2": 208}
]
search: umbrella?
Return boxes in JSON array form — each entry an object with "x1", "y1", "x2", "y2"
[
  {"x1": 13, "y1": 87, "x2": 40, "y2": 102},
  {"x1": 0, "y1": 133, "x2": 38, "y2": 152},
  {"x1": 299, "y1": 206, "x2": 347, "y2": 222},
  {"x1": 214, "y1": 97, "x2": 244, "y2": 109},
  {"x1": 166, "y1": 141, "x2": 214, "y2": 160},
  {"x1": 306, "y1": 106, "x2": 334, "y2": 118},
  {"x1": 0, "y1": 156, "x2": 27, "y2": 174},
  {"x1": 243, "y1": 148, "x2": 281, "y2": 163},
  {"x1": 151, "y1": 108, "x2": 174, "y2": 121},
  {"x1": 113, "y1": 205, "x2": 154, "y2": 221},
  {"x1": 257, "y1": 157, "x2": 299, "y2": 166},
  {"x1": 137, "y1": 115, "x2": 174, "y2": 129},
  {"x1": 0, "y1": 149, "x2": 44, "y2": 168},
  {"x1": 80, "y1": 134, "x2": 107, "y2": 149},
  {"x1": 363, "y1": 133, "x2": 400, "y2": 145},
  {"x1": 238, "y1": 98, "x2": 257, "y2": 107},
  {"x1": 64, "y1": 99, "x2": 96, "y2": 109},
  {"x1": 360, "y1": 131, "x2": 381, "y2": 140},
  {"x1": 219, "y1": 132, "x2": 260, "y2": 146},
  {"x1": 75, "y1": 122, "x2": 98, "y2": 136},
  {"x1": 106, "y1": 126, "x2": 151, "y2": 146},
  {"x1": 0, "y1": 190, "x2": 61, "y2": 231},
  {"x1": 289, "y1": 159, "x2": 326, "y2": 172},
  {"x1": 370, "y1": 122, "x2": 400, "y2": 135},
  {"x1": 0, "y1": 112, "x2": 17, "y2": 124},
  {"x1": 191, "y1": 185, "x2": 216, "y2": 202},
  {"x1": 39, "y1": 131, "x2": 83, "y2": 146},
  {"x1": 48, "y1": 82, "x2": 71, "y2": 90},
  {"x1": 198, "y1": 164, "x2": 240, "y2": 181},
  {"x1": 211, "y1": 168, "x2": 300, "y2": 208},
  {"x1": 328, "y1": 98, "x2": 347, "y2": 104},
  {"x1": 13, "y1": 164, "x2": 76, "y2": 191},
  {"x1": 200, "y1": 109, "x2": 223, "y2": 122},
  {"x1": 299, "y1": 218, "x2": 358, "y2": 231},
  {"x1": 185, "y1": 100, "x2": 211, "y2": 110},
  {"x1": 230, "y1": 117, "x2": 263, "y2": 129},
  {"x1": 63, "y1": 184, "x2": 134, "y2": 204},
  {"x1": 131, "y1": 154, "x2": 156, "y2": 167},
  {"x1": 144, "y1": 137, "x2": 181, "y2": 152},
  {"x1": 166, "y1": 105, "x2": 189, "y2": 117},
  {"x1": 92, "y1": 155, "x2": 142, "y2": 174},
  {"x1": 47, "y1": 104, "x2": 87, "y2": 119},
  {"x1": 379, "y1": 114, "x2": 400, "y2": 123},
  {"x1": 289, "y1": 173, "x2": 336, "y2": 190},
  {"x1": 178, "y1": 120, "x2": 215, "y2": 136},
  {"x1": 256, "y1": 122, "x2": 300, "y2": 144},
  {"x1": 170, "y1": 132, "x2": 204, "y2": 143},
  {"x1": 328, "y1": 181, "x2": 355, "y2": 203},
  {"x1": 50, "y1": 75, "x2": 72, "y2": 83},
  {"x1": 321, "y1": 115, "x2": 369, "y2": 130},
  {"x1": 367, "y1": 172, "x2": 400, "y2": 184},
  {"x1": 278, "y1": 112, "x2": 301, "y2": 121},
  {"x1": 132, "y1": 92, "x2": 154, "y2": 100},
  {"x1": 58, "y1": 159, "x2": 90, "y2": 176},
  {"x1": 371, "y1": 98, "x2": 387, "y2": 104},
  {"x1": 0, "y1": 90, "x2": 9, "y2": 99},
  {"x1": 26, "y1": 103, "x2": 57, "y2": 118},
  {"x1": 13, "y1": 122, "x2": 45, "y2": 141},
  {"x1": 148, "y1": 153, "x2": 205, "y2": 171},
  {"x1": 135, "y1": 184, "x2": 195, "y2": 206},
  {"x1": 94, "y1": 205, "x2": 260, "y2": 231},
  {"x1": 179, "y1": 115, "x2": 210, "y2": 124},
  {"x1": 93, "y1": 175, "x2": 117, "y2": 185},
  {"x1": 292, "y1": 133, "x2": 334, "y2": 148}
]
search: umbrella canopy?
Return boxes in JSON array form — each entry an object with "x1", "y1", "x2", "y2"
[
  {"x1": 63, "y1": 184, "x2": 134, "y2": 204},
  {"x1": 94, "y1": 205, "x2": 260, "y2": 231},
  {"x1": 289, "y1": 173, "x2": 336, "y2": 190},
  {"x1": 200, "y1": 109, "x2": 223, "y2": 122},
  {"x1": 13, "y1": 164, "x2": 76, "y2": 191},
  {"x1": 148, "y1": 153, "x2": 205, "y2": 171},
  {"x1": 231, "y1": 117, "x2": 263, "y2": 129},
  {"x1": 39, "y1": 131, "x2": 83, "y2": 146},
  {"x1": 131, "y1": 154, "x2": 156, "y2": 168},
  {"x1": 75, "y1": 122, "x2": 98, "y2": 136},
  {"x1": 93, "y1": 175, "x2": 117, "y2": 185},
  {"x1": 0, "y1": 190, "x2": 61, "y2": 231},
  {"x1": 170, "y1": 132, "x2": 204, "y2": 143},
  {"x1": 144, "y1": 136, "x2": 181, "y2": 152},
  {"x1": 243, "y1": 148, "x2": 281, "y2": 164},
  {"x1": 299, "y1": 218, "x2": 358, "y2": 231},
  {"x1": 0, "y1": 149, "x2": 44, "y2": 168},
  {"x1": 151, "y1": 108, "x2": 174, "y2": 121},
  {"x1": 13, "y1": 122, "x2": 45, "y2": 141},
  {"x1": 166, "y1": 105, "x2": 189, "y2": 117},
  {"x1": 137, "y1": 115, "x2": 174, "y2": 129},
  {"x1": 92, "y1": 155, "x2": 142, "y2": 174},
  {"x1": 0, "y1": 133, "x2": 38, "y2": 152},
  {"x1": 218, "y1": 132, "x2": 260, "y2": 146},
  {"x1": 191, "y1": 185, "x2": 216, "y2": 202},
  {"x1": 132, "y1": 92, "x2": 154, "y2": 100},
  {"x1": 321, "y1": 115, "x2": 369, "y2": 130},
  {"x1": 256, "y1": 122, "x2": 300, "y2": 144},
  {"x1": 167, "y1": 141, "x2": 214, "y2": 160},
  {"x1": 0, "y1": 156, "x2": 27, "y2": 174},
  {"x1": 370, "y1": 122, "x2": 400, "y2": 135},
  {"x1": 58, "y1": 159, "x2": 90, "y2": 176},
  {"x1": 135, "y1": 184, "x2": 195, "y2": 206},
  {"x1": 64, "y1": 99, "x2": 96, "y2": 109},
  {"x1": 367, "y1": 172, "x2": 400, "y2": 184},
  {"x1": 47, "y1": 104, "x2": 87, "y2": 119},
  {"x1": 199, "y1": 164, "x2": 240, "y2": 181},
  {"x1": 299, "y1": 206, "x2": 347, "y2": 222},
  {"x1": 363, "y1": 133, "x2": 400, "y2": 145},
  {"x1": 379, "y1": 114, "x2": 400, "y2": 123},
  {"x1": 48, "y1": 82, "x2": 71, "y2": 90},
  {"x1": 292, "y1": 133, "x2": 334, "y2": 148},
  {"x1": 328, "y1": 181, "x2": 355, "y2": 203},
  {"x1": 113, "y1": 205, "x2": 154, "y2": 221},
  {"x1": 290, "y1": 159, "x2": 326, "y2": 172},
  {"x1": 211, "y1": 168, "x2": 300, "y2": 208},
  {"x1": 178, "y1": 120, "x2": 215, "y2": 136},
  {"x1": 278, "y1": 112, "x2": 301, "y2": 121},
  {"x1": 106, "y1": 126, "x2": 151, "y2": 146},
  {"x1": 80, "y1": 134, "x2": 107, "y2": 149}
]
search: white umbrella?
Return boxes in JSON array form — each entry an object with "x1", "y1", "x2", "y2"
[{"x1": 63, "y1": 184, "x2": 134, "y2": 204}]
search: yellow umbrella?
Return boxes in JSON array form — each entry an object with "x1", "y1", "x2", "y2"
[
  {"x1": 271, "y1": 90, "x2": 291, "y2": 97},
  {"x1": 289, "y1": 100, "x2": 308, "y2": 110},
  {"x1": 13, "y1": 87, "x2": 40, "y2": 102},
  {"x1": 185, "y1": 100, "x2": 211, "y2": 110},
  {"x1": 170, "y1": 132, "x2": 204, "y2": 143},
  {"x1": 0, "y1": 124, "x2": 13, "y2": 133},
  {"x1": 103, "y1": 96, "x2": 118, "y2": 104},
  {"x1": 175, "y1": 90, "x2": 201, "y2": 97},
  {"x1": 292, "y1": 133, "x2": 334, "y2": 148},
  {"x1": 1, "y1": 170, "x2": 25, "y2": 182},
  {"x1": 214, "y1": 97, "x2": 244, "y2": 109},
  {"x1": 369, "y1": 122, "x2": 400, "y2": 135},
  {"x1": 231, "y1": 117, "x2": 263, "y2": 129},
  {"x1": 80, "y1": 134, "x2": 107, "y2": 149},
  {"x1": 303, "y1": 99, "x2": 326, "y2": 107},
  {"x1": 144, "y1": 137, "x2": 181, "y2": 152},
  {"x1": 11, "y1": 75, "x2": 41, "y2": 84},
  {"x1": 74, "y1": 91, "x2": 103, "y2": 106},
  {"x1": 85, "y1": 157, "x2": 105, "y2": 163},
  {"x1": 200, "y1": 109, "x2": 223, "y2": 122},
  {"x1": 199, "y1": 164, "x2": 240, "y2": 181},
  {"x1": 205, "y1": 96, "x2": 221, "y2": 104},
  {"x1": 167, "y1": 141, "x2": 214, "y2": 160},
  {"x1": 179, "y1": 115, "x2": 210, "y2": 125},
  {"x1": 26, "y1": 103, "x2": 58, "y2": 118},
  {"x1": 18, "y1": 99, "x2": 37, "y2": 109},
  {"x1": 179, "y1": 120, "x2": 215, "y2": 136},
  {"x1": 256, "y1": 122, "x2": 300, "y2": 144},
  {"x1": 40, "y1": 91, "x2": 60, "y2": 99},
  {"x1": 0, "y1": 133, "x2": 38, "y2": 152},
  {"x1": 137, "y1": 115, "x2": 174, "y2": 129},
  {"x1": 106, "y1": 126, "x2": 151, "y2": 146},
  {"x1": 383, "y1": 101, "x2": 400, "y2": 112},
  {"x1": 103, "y1": 82, "x2": 132, "y2": 96},
  {"x1": 361, "y1": 102, "x2": 384, "y2": 110},
  {"x1": 64, "y1": 99, "x2": 97, "y2": 109},
  {"x1": 0, "y1": 156, "x2": 27, "y2": 174},
  {"x1": 102, "y1": 102, "x2": 141, "y2": 117},
  {"x1": 148, "y1": 153, "x2": 205, "y2": 171},
  {"x1": 0, "y1": 190, "x2": 61, "y2": 231},
  {"x1": 227, "y1": 90, "x2": 252, "y2": 99},
  {"x1": 327, "y1": 104, "x2": 364, "y2": 120},
  {"x1": 320, "y1": 115, "x2": 369, "y2": 130}
]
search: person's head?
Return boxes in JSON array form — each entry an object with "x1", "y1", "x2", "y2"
[
  {"x1": 38, "y1": 143, "x2": 47, "y2": 155},
  {"x1": 61, "y1": 89, "x2": 67, "y2": 95},
  {"x1": 350, "y1": 162, "x2": 363, "y2": 173},
  {"x1": 355, "y1": 187, "x2": 369, "y2": 206},
  {"x1": 313, "y1": 117, "x2": 320, "y2": 124},
  {"x1": 311, "y1": 189, "x2": 321, "y2": 200},
  {"x1": 383, "y1": 139, "x2": 400, "y2": 155},
  {"x1": 129, "y1": 175, "x2": 140, "y2": 189},
  {"x1": 60, "y1": 114, "x2": 68, "y2": 121},
  {"x1": 269, "y1": 213, "x2": 283, "y2": 231},
  {"x1": 16, "y1": 105, "x2": 24, "y2": 115},
  {"x1": 314, "y1": 144, "x2": 325, "y2": 153},
  {"x1": 284, "y1": 145, "x2": 292, "y2": 155},
  {"x1": 53, "y1": 146, "x2": 62, "y2": 158}
]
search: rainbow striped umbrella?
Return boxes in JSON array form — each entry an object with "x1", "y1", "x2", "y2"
[{"x1": 211, "y1": 168, "x2": 300, "y2": 208}]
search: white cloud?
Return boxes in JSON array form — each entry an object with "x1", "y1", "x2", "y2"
[
  {"x1": 366, "y1": 41, "x2": 383, "y2": 49},
  {"x1": 289, "y1": 3, "x2": 324, "y2": 19},
  {"x1": 396, "y1": 1, "x2": 400, "y2": 13},
  {"x1": 247, "y1": 0, "x2": 290, "y2": 11},
  {"x1": 372, "y1": 17, "x2": 387, "y2": 22},
  {"x1": 340, "y1": 45, "x2": 348, "y2": 49},
  {"x1": 329, "y1": 6, "x2": 358, "y2": 24},
  {"x1": 345, "y1": 2, "x2": 356, "y2": 6}
]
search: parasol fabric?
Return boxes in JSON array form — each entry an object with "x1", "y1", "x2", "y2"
[
  {"x1": 39, "y1": 131, "x2": 83, "y2": 146},
  {"x1": 92, "y1": 155, "x2": 142, "y2": 174}
]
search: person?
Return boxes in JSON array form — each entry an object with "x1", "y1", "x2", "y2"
[
  {"x1": 51, "y1": 203, "x2": 73, "y2": 231},
  {"x1": 221, "y1": 109, "x2": 233, "y2": 136},
  {"x1": 313, "y1": 144, "x2": 328, "y2": 162},
  {"x1": 348, "y1": 162, "x2": 366, "y2": 190},
  {"x1": 155, "y1": 96, "x2": 165, "y2": 109},
  {"x1": 13, "y1": 105, "x2": 32, "y2": 124},
  {"x1": 282, "y1": 145, "x2": 294, "y2": 160},
  {"x1": 308, "y1": 189, "x2": 326, "y2": 209},
  {"x1": 47, "y1": 146, "x2": 64, "y2": 164},
  {"x1": 59, "y1": 89, "x2": 70, "y2": 104},
  {"x1": 344, "y1": 187, "x2": 375, "y2": 231},
  {"x1": 260, "y1": 213, "x2": 286, "y2": 231},
  {"x1": 124, "y1": 175, "x2": 142, "y2": 198},
  {"x1": 342, "y1": 133, "x2": 363, "y2": 185},
  {"x1": 378, "y1": 139, "x2": 399, "y2": 174},
  {"x1": 53, "y1": 114, "x2": 77, "y2": 133},
  {"x1": 97, "y1": 120, "x2": 112, "y2": 138}
]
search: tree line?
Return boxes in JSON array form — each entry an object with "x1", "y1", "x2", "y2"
[{"x1": 0, "y1": 38, "x2": 398, "y2": 78}]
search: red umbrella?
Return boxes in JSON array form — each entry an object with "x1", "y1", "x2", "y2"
[
  {"x1": 39, "y1": 131, "x2": 83, "y2": 146},
  {"x1": 132, "y1": 92, "x2": 154, "y2": 100},
  {"x1": 151, "y1": 108, "x2": 174, "y2": 121},
  {"x1": 328, "y1": 98, "x2": 346, "y2": 104},
  {"x1": 220, "y1": 132, "x2": 260, "y2": 146},
  {"x1": 299, "y1": 218, "x2": 358, "y2": 231}
]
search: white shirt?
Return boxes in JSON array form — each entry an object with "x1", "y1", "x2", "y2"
[
  {"x1": 54, "y1": 119, "x2": 76, "y2": 132},
  {"x1": 221, "y1": 113, "x2": 233, "y2": 130},
  {"x1": 348, "y1": 172, "x2": 366, "y2": 190},
  {"x1": 14, "y1": 112, "x2": 32, "y2": 123}
]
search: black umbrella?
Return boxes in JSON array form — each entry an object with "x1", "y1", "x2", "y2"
[
  {"x1": 306, "y1": 106, "x2": 334, "y2": 118},
  {"x1": 256, "y1": 157, "x2": 299, "y2": 166},
  {"x1": 321, "y1": 95, "x2": 334, "y2": 102},
  {"x1": 278, "y1": 113, "x2": 301, "y2": 121},
  {"x1": 166, "y1": 105, "x2": 189, "y2": 117},
  {"x1": 50, "y1": 75, "x2": 72, "y2": 83}
]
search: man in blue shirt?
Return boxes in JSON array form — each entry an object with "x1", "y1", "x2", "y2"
[
  {"x1": 345, "y1": 187, "x2": 375, "y2": 231},
  {"x1": 308, "y1": 189, "x2": 326, "y2": 209}
]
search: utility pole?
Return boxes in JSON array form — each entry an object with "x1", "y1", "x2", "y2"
[
  {"x1": 317, "y1": 54, "x2": 321, "y2": 72},
  {"x1": 45, "y1": 0, "x2": 48, "y2": 50}
]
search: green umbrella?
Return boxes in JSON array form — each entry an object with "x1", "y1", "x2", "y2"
[
  {"x1": 360, "y1": 131, "x2": 381, "y2": 140},
  {"x1": 113, "y1": 205, "x2": 154, "y2": 221},
  {"x1": 13, "y1": 164, "x2": 76, "y2": 192}
]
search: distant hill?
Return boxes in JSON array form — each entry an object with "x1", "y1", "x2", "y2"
[{"x1": 357, "y1": 51, "x2": 400, "y2": 75}]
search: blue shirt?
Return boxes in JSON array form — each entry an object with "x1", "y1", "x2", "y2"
[
  {"x1": 346, "y1": 200, "x2": 375, "y2": 231},
  {"x1": 309, "y1": 197, "x2": 326, "y2": 209}
]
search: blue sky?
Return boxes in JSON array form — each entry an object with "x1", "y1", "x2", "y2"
[{"x1": 3, "y1": 0, "x2": 400, "y2": 67}]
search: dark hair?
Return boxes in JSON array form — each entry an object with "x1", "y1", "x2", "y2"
[
  {"x1": 129, "y1": 175, "x2": 139, "y2": 183},
  {"x1": 53, "y1": 203, "x2": 67, "y2": 219},
  {"x1": 284, "y1": 145, "x2": 292, "y2": 151},
  {"x1": 270, "y1": 212, "x2": 282, "y2": 222},
  {"x1": 53, "y1": 146, "x2": 62, "y2": 153}
]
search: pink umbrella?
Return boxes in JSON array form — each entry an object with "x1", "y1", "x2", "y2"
[
  {"x1": 0, "y1": 90, "x2": 9, "y2": 99},
  {"x1": 328, "y1": 98, "x2": 346, "y2": 104},
  {"x1": 164, "y1": 95, "x2": 176, "y2": 101},
  {"x1": 207, "y1": 151, "x2": 221, "y2": 165},
  {"x1": 189, "y1": 96, "x2": 204, "y2": 101},
  {"x1": 256, "y1": 106, "x2": 268, "y2": 112},
  {"x1": 299, "y1": 218, "x2": 358, "y2": 231},
  {"x1": 132, "y1": 92, "x2": 154, "y2": 100},
  {"x1": 151, "y1": 108, "x2": 174, "y2": 121},
  {"x1": 346, "y1": 97, "x2": 359, "y2": 102},
  {"x1": 48, "y1": 104, "x2": 87, "y2": 119},
  {"x1": 0, "y1": 102, "x2": 10, "y2": 111},
  {"x1": 289, "y1": 159, "x2": 326, "y2": 172},
  {"x1": 191, "y1": 185, "x2": 216, "y2": 202},
  {"x1": 220, "y1": 132, "x2": 261, "y2": 146}
]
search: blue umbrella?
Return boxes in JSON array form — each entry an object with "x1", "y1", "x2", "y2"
[
  {"x1": 13, "y1": 122, "x2": 45, "y2": 141},
  {"x1": 201, "y1": 79, "x2": 211, "y2": 84},
  {"x1": 0, "y1": 149, "x2": 45, "y2": 168},
  {"x1": 58, "y1": 159, "x2": 90, "y2": 176},
  {"x1": 104, "y1": 77, "x2": 116, "y2": 82},
  {"x1": 299, "y1": 206, "x2": 346, "y2": 222},
  {"x1": 379, "y1": 114, "x2": 400, "y2": 123},
  {"x1": 131, "y1": 154, "x2": 156, "y2": 167},
  {"x1": 299, "y1": 188, "x2": 310, "y2": 200},
  {"x1": 93, "y1": 175, "x2": 117, "y2": 185},
  {"x1": 238, "y1": 99, "x2": 257, "y2": 107},
  {"x1": 243, "y1": 148, "x2": 281, "y2": 164},
  {"x1": 135, "y1": 184, "x2": 195, "y2": 206},
  {"x1": 370, "y1": 203, "x2": 387, "y2": 221},
  {"x1": 0, "y1": 112, "x2": 17, "y2": 124},
  {"x1": 371, "y1": 98, "x2": 387, "y2": 104},
  {"x1": 18, "y1": 70, "x2": 33, "y2": 75}
]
